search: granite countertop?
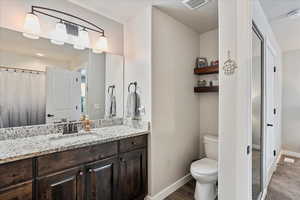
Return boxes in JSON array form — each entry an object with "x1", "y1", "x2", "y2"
[{"x1": 0, "y1": 125, "x2": 149, "y2": 165}]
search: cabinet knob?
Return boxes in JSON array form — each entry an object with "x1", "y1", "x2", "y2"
[
  {"x1": 79, "y1": 171, "x2": 84, "y2": 176},
  {"x1": 89, "y1": 169, "x2": 94, "y2": 173}
]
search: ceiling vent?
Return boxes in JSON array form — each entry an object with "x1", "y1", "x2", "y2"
[
  {"x1": 182, "y1": 0, "x2": 210, "y2": 10},
  {"x1": 287, "y1": 9, "x2": 300, "y2": 19}
]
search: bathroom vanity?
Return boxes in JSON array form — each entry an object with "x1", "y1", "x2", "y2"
[
  {"x1": 0, "y1": 8, "x2": 148, "y2": 200},
  {"x1": 0, "y1": 126, "x2": 149, "y2": 200}
]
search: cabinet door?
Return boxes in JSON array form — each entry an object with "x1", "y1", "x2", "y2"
[
  {"x1": 119, "y1": 148, "x2": 147, "y2": 200},
  {"x1": 0, "y1": 181, "x2": 32, "y2": 200},
  {"x1": 37, "y1": 167, "x2": 84, "y2": 200},
  {"x1": 86, "y1": 156, "x2": 118, "y2": 200}
]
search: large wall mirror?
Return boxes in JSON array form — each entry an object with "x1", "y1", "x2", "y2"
[
  {"x1": 252, "y1": 22, "x2": 264, "y2": 200},
  {"x1": 0, "y1": 27, "x2": 124, "y2": 128}
]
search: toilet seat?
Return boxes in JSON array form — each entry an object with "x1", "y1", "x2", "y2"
[{"x1": 191, "y1": 158, "x2": 218, "y2": 176}]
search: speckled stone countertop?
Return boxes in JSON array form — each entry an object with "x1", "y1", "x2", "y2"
[{"x1": 0, "y1": 125, "x2": 149, "y2": 164}]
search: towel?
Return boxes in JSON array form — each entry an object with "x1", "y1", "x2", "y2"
[
  {"x1": 109, "y1": 94, "x2": 116, "y2": 117},
  {"x1": 126, "y1": 91, "x2": 141, "y2": 119},
  {"x1": 106, "y1": 89, "x2": 116, "y2": 118}
]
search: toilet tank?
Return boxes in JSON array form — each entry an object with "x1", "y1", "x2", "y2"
[{"x1": 204, "y1": 135, "x2": 218, "y2": 160}]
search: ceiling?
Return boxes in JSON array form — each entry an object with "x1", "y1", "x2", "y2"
[
  {"x1": 67, "y1": 0, "x2": 218, "y2": 34},
  {"x1": 259, "y1": 0, "x2": 300, "y2": 52},
  {"x1": 0, "y1": 27, "x2": 88, "y2": 65},
  {"x1": 155, "y1": 0, "x2": 218, "y2": 33}
]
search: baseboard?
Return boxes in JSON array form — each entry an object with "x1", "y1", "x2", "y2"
[
  {"x1": 145, "y1": 174, "x2": 192, "y2": 200},
  {"x1": 261, "y1": 188, "x2": 267, "y2": 200},
  {"x1": 281, "y1": 150, "x2": 300, "y2": 158}
]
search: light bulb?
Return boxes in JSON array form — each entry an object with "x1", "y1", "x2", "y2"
[
  {"x1": 23, "y1": 13, "x2": 41, "y2": 39},
  {"x1": 50, "y1": 21, "x2": 67, "y2": 45},
  {"x1": 79, "y1": 29, "x2": 90, "y2": 48},
  {"x1": 73, "y1": 29, "x2": 90, "y2": 50},
  {"x1": 93, "y1": 36, "x2": 108, "y2": 54}
]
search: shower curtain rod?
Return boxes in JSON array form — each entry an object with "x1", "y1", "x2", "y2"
[{"x1": 0, "y1": 66, "x2": 45, "y2": 73}]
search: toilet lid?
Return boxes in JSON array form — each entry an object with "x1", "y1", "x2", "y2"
[{"x1": 191, "y1": 158, "x2": 218, "y2": 175}]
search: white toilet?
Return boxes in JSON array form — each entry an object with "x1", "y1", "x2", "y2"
[{"x1": 190, "y1": 135, "x2": 218, "y2": 200}]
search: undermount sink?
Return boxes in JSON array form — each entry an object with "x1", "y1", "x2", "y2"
[{"x1": 49, "y1": 131, "x2": 98, "y2": 140}]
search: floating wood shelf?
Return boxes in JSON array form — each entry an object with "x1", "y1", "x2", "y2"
[
  {"x1": 194, "y1": 66, "x2": 219, "y2": 75},
  {"x1": 194, "y1": 86, "x2": 219, "y2": 93}
]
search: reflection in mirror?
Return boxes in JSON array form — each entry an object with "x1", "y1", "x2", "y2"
[
  {"x1": 0, "y1": 27, "x2": 124, "y2": 128},
  {"x1": 252, "y1": 23, "x2": 264, "y2": 200}
]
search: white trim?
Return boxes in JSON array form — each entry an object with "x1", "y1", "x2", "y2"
[
  {"x1": 145, "y1": 174, "x2": 192, "y2": 200},
  {"x1": 281, "y1": 150, "x2": 300, "y2": 158},
  {"x1": 261, "y1": 150, "x2": 282, "y2": 200},
  {"x1": 266, "y1": 39, "x2": 277, "y2": 58}
]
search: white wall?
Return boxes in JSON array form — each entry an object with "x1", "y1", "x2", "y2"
[
  {"x1": 199, "y1": 29, "x2": 219, "y2": 156},
  {"x1": 200, "y1": 29, "x2": 219, "y2": 62},
  {"x1": 218, "y1": 0, "x2": 253, "y2": 199},
  {"x1": 0, "y1": 0, "x2": 124, "y2": 55},
  {"x1": 124, "y1": 7, "x2": 152, "y2": 121},
  {"x1": 150, "y1": 7, "x2": 200, "y2": 197},
  {"x1": 282, "y1": 49, "x2": 300, "y2": 153}
]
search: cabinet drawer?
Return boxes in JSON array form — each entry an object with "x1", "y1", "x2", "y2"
[
  {"x1": 37, "y1": 142, "x2": 118, "y2": 176},
  {"x1": 0, "y1": 159, "x2": 33, "y2": 189},
  {"x1": 119, "y1": 135, "x2": 147, "y2": 153},
  {"x1": 0, "y1": 181, "x2": 32, "y2": 200}
]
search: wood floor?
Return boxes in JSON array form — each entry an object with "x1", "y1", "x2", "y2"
[
  {"x1": 165, "y1": 155, "x2": 300, "y2": 200},
  {"x1": 165, "y1": 180, "x2": 195, "y2": 200},
  {"x1": 266, "y1": 156, "x2": 300, "y2": 200}
]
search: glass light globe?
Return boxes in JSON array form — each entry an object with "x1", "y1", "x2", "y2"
[
  {"x1": 50, "y1": 21, "x2": 67, "y2": 45},
  {"x1": 93, "y1": 36, "x2": 108, "y2": 54},
  {"x1": 23, "y1": 13, "x2": 41, "y2": 39}
]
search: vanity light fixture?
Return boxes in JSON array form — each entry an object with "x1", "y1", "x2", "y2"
[
  {"x1": 74, "y1": 28, "x2": 90, "y2": 50},
  {"x1": 50, "y1": 21, "x2": 68, "y2": 45},
  {"x1": 23, "y1": 12, "x2": 41, "y2": 39},
  {"x1": 93, "y1": 36, "x2": 108, "y2": 54},
  {"x1": 22, "y1": 6, "x2": 108, "y2": 53}
]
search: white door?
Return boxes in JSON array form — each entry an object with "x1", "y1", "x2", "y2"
[
  {"x1": 265, "y1": 46, "x2": 276, "y2": 173},
  {"x1": 46, "y1": 68, "x2": 81, "y2": 123}
]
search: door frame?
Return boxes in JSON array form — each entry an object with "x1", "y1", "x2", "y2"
[
  {"x1": 264, "y1": 39, "x2": 277, "y2": 188},
  {"x1": 252, "y1": 21, "x2": 265, "y2": 200}
]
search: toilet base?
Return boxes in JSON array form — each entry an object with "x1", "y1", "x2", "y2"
[{"x1": 194, "y1": 181, "x2": 217, "y2": 200}]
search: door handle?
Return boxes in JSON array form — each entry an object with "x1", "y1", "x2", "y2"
[
  {"x1": 267, "y1": 124, "x2": 274, "y2": 127},
  {"x1": 47, "y1": 114, "x2": 54, "y2": 117}
]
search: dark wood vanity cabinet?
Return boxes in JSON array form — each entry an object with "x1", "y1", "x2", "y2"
[
  {"x1": 0, "y1": 159, "x2": 33, "y2": 200},
  {"x1": 0, "y1": 181, "x2": 33, "y2": 200},
  {"x1": 37, "y1": 167, "x2": 85, "y2": 200},
  {"x1": 119, "y1": 149, "x2": 147, "y2": 200},
  {"x1": 0, "y1": 135, "x2": 148, "y2": 200},
  {"x1": 85, "y1": 156, "x2": 119, "y2": 200}
]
